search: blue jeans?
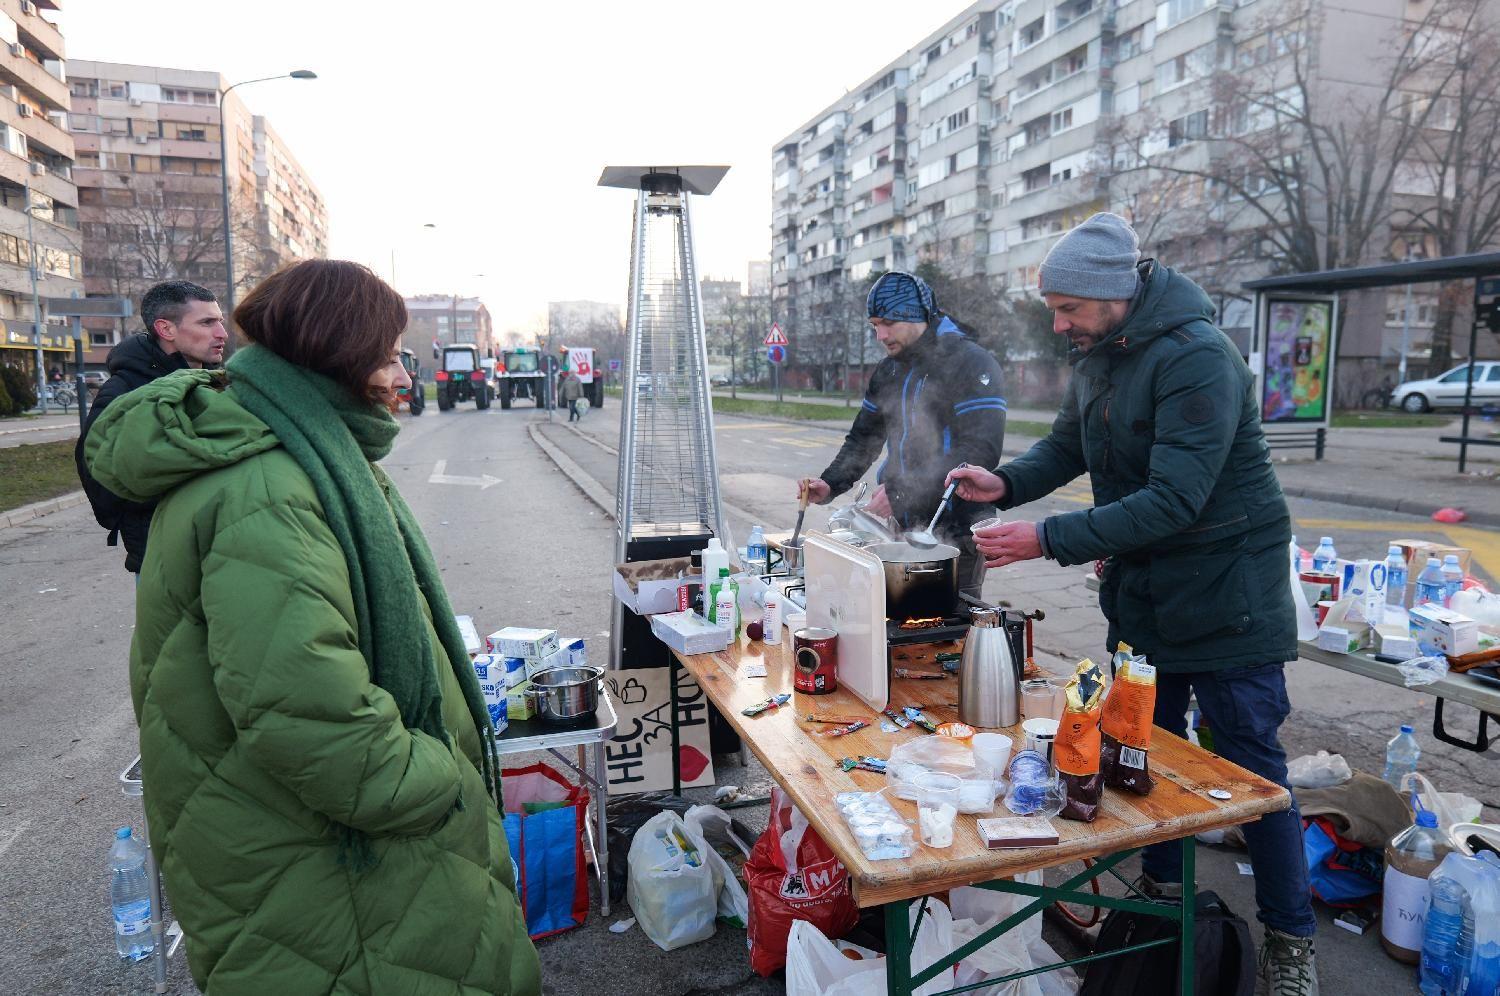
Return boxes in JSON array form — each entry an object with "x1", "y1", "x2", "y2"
[{"x1": 1140, "y1": 662, "x2": 1316, "y2": 938}]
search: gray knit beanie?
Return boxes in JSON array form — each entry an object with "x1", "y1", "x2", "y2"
[{"x1": 1038, "y1": 212, "x2": 1141, "y2": 300}]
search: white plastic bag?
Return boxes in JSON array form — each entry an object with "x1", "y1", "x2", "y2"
[
  {"x1": 786, "y1": 898, "x2": 956, "y2": 996},
  {"x1": 683, "y1": 803, "x2": 751, "y2": 927},
  {"x1": 626, "y1": 810, "x2": 717, "y2": 951},
  {"x1": 1286, "y1": 750, "x2": 1353, "y2": 789},
  {"x1": 1397, "y1": 655, "x2": 1449, "y2": 688},
  {"x1": 1291, "y1": 540, "x2": 1319, "y2": 641},
  {"x1": 1401, "y1": 772, "x2": 1484, "y2": 831},
  {"x1": 888, "y1": 737, "x2": 996, "y2": 813},
  {"x1": 950, "y1": 874, "x2": 1079, "y2": 996}
]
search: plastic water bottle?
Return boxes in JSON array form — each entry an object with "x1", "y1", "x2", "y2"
[
  {"x1": 1384, "y1": 807, "x2": 1451, "y2": 964},
  {"x1": 109, "y1": 827, "x2": 154, "y2": 962},
  {"x1": 745, "y1": 525, "x2": 767, "y2": 575},
  {"x1": 1384, "y1": 724, "x2": 1421, "y2": 788},
  {"x1": 1441, "y1": 555, "x2": 1464, "y2": 607},
  {"x1": 1420, "y1": 868, "x2": 1469, "y2": 992},
  {"x1": 1312, "y1": 536, "x2": 1338, "y2": 573},
  {"x1": 1416, "y1": 557, "x2": 1446, "y2": 607},
  {"x1": 1386, "y1": 545, "x2": 1409, "y2": 607}
]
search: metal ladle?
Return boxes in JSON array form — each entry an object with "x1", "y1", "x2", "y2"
[{"x1": 907, "y1": 474, "x2": 961, "y2": 548}]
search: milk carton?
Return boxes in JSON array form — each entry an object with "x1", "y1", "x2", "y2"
[
  {"x1": 471, "y1": 655, "x2": 508, "y2": 734},
  {"x1": 486, "y1": 627, "x2": 559, "y2": 659},
  {"x1": 501, "y1": 656, "x2": 528, "y2": 689},
  {"x1": 559, "y1": 637, "x2": 587, "y2": 667}
]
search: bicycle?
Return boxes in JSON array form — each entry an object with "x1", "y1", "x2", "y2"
[{"x1": 44, "y1": 384, "x2": 76, "y2": 408}]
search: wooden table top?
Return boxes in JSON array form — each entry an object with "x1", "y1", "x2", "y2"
[{"x1": 674, "y1": 636, "x2": 1290, "y2": 908}]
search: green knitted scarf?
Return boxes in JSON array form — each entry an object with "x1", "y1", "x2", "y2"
[{"x1": 225, "y1": 345, "x2": 501, "y2": 866}]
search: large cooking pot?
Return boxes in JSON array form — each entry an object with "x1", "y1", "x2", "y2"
[
  {"x1": 869, "y1": 541, "x2": 960, "y2": 620},
  {"x1": 526, "y1": 665, "x2": 604, "y2": 724}
]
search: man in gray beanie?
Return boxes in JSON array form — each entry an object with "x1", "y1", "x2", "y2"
[{"x1": 948, "y1": 213, "x2": 1318, "y2": 995}]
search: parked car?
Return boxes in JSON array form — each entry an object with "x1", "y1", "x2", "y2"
[
  {"x1": 83, "y1": 370, "x2": 109, "y2": 393},
  {"x1": 1391, "y1": 361, "x2": 1500, "y2": 412}
]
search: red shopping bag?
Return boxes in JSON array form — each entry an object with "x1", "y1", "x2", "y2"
[
  {"x1": 502, "y1": 764, "x2": 590, "y2": 939},
  {"x1": 746, "y1": 786, "x2": 858, "y2": 976}
]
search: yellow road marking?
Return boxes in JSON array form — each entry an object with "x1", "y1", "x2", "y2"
[
  {"x1": 716, "y1": 422, "x2": 784, "y2": 431},
  {"x1": 771, "y1": 436, "x2": 825, "y2": 449}
]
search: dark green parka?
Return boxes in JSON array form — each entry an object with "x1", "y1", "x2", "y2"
[{"x1": 998, "y1": 262, "x2": 1296, "y2": 672}]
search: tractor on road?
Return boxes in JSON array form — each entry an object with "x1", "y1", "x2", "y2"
[
  {"x1": 497, "y1": 348, "x2": 546, "y2": 409},
  {"x1": 435, "y1": 343, "x2": 492, "y2": 411}
]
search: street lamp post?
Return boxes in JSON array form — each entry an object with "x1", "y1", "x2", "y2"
[
  {"x1": 25, "y1": 176, "x2": 46, "y2": 412},
  {"x1": 217, "y1": 69, "x2": 316, "y2": 349}
]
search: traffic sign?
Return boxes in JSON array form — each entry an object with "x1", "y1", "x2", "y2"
[
  {"x1": 767, "y1": 344, "x2": 785, "y2": 364},
  {"x1": 764, "y1": 322, "x2": 788, "y2": 347},
  {"x1": 608, "y1": 358, "x2": 622, "y2": 372}
]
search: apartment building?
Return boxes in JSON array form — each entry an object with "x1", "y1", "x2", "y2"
[
  {"x1": 0, "y1": 0, "x2": 83, "y2": 380},
  {"x1": 68, "y1": 60, "x2": 327, "y2": 363},
  {"x1": 404, "y1": 295, "x2": 495, "y2": 371},
  {"x1": 772, "y1": 0, "x2": 1488, "y2": 396}
]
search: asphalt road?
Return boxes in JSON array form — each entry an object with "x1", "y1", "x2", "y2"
[{"x1": 2, "y1": 397, "x2": 1494, "y2": 995}]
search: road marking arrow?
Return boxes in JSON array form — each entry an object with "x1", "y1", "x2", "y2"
[{"x1": 428, "y1": 459, "x2": 501, "y2": 490}]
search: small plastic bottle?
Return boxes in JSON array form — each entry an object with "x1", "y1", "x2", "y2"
[
  {"x1": 1440, "y1": 555, "x2": 1464, "y2": 607},
  {"x1": 1385, "y1": 545, "x2": 1409, "y2": 607},
  {"x1": 708, "y1": 567, "x2": 740, "y2": 638},
  {"x1": 1383, "y1": 724, "x2": 1421, "y2": 788},
  {"x1": 1415, "y1": 557, "x2": 1446, "y2": 607},
  {"x1": 700, "y1": 537, "x2": 729, "y2": 582},
  {"x1": 745, "y1": 525, "x2": 767, "y2": 575},
  {"x1": 109, "y1": 827, "x2": 155, "y2": 962},
  {"x1": 1311, "y1": 536, "x2": 1338, "y2": 573}
]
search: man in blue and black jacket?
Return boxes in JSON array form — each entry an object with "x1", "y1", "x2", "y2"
[{"x1": 800, "y1": 271, "x2": 1006, "y2": 598}]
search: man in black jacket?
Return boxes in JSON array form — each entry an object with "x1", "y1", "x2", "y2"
[
  {"x1": 799, "y1": 271, "x2": 1006, "y2": 598},
  {"x1": 75, "y1": 280, "x2": 226, "y2": 573}
]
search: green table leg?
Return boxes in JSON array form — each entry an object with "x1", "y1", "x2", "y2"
[
  {"x1": 883, "y1": 898, "x2": 913, "y2": 996},
  {"x1": 1180, "y1": 834, "x2": 1196, "y2": 996}
]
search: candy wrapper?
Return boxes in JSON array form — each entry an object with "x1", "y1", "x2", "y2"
[
  {"x1": 743, "y1": 693, "x2": 791, "y2": 717},
  {"x1": 902, "y1": 706, "x2": 939, "y2": 733},
  {"x1": 1100, "y1": 654, "x2": 1157, "y2": 796},
  {"x1": 1055, "y1": 658, "x2": 1106, "y2": 822},
  {"x1": 882, "y1": 708, "x2": 912, "y2": 730},
  {"x1": 817, "y1": 720, "x2": 869, "y2": 738}
]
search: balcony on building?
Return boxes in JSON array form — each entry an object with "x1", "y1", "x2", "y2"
[
  {"x1": 1012, "y1": 0, "x2": 1106, "y2": 74},
  {"x1": 1005, "y1": 171, "x2": 1097, "y2": 218},
  {"x1": 2, "y1": 0, "x2": 64, "y2": 66},
  {"x1": 0, "y1": 37, "x2": 67, "y2": 111}
]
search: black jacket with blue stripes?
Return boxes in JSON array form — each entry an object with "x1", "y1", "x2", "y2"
[{"x1": 819, "y1": 315, "x2": 1007, "y2": 535}]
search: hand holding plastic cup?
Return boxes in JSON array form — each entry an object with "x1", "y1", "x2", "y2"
[
  {"x1": 914, "y1": 771, "x2": 962, "y2": 848},
  {"x1": 970, "y1": 516, "x2": 1004, "y2": 536}
]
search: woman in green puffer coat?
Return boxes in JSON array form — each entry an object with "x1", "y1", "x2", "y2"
[{"x1": 86, "y1": 260, "x2": 540, "y2": 995}]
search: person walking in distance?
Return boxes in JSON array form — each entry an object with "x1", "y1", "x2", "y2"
[
  {"x1": 948, "y1": 213, "x2": 1318, "y2": 995},
  {"x1": 74, "y1": 280, "x2": 227, "y2": 574},
  {"x1": 559, "y1": 369, "x2": 584, "y2": 422}
]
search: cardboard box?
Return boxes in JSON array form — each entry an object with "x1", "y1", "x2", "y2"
[
  {"x1": 454, "y1": 614, "x2": 482, "y2": 657},
  {"x1": 506, "y1": 681, "x2": 536, "y2": 722},
  {"x1": 1375, "y1": 623, "x2": 1419, "y2": 660},
  {"x1": 1395, "y1": 540, "x2": 1471, "y2": 578},
  {"x1": 559, "y1": 637, "x2": 587, "y2": 667},
  {"x1": 614, "y1": 558, "x2": 693, "y2": 615},
  {"x1": 1410, "y1": 604, "x2": 1479, "y2": 657},
  {"x1": 471, "y1": 656, "x2": 508, "y2": 734},
  {"x1": 1317, "y1": 625, "x2": 1366, "y2": 654},
  {"x1": 523, "y1": 644, "x2": 569, "y2": 679},
  {"x1": 495, "y1": 656, "x2": 528, "y2": 689},
  {"x1": 649, "y1": 610, "x2": 733, "y2": 655},
  {"x1": 486, "y1": 627, "x2": 558, "y2": 659},
  {"x1": 977, "y1": 817, "x2": 1060, "y2": 848}
]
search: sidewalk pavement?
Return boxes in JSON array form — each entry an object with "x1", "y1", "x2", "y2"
[{"x1": 0, "y1": 412, "x2": 81, "y2": 448}]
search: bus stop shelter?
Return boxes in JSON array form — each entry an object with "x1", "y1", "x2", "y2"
[{"x1": 1244, "y1": 251, "x2": 1500, "y2": 471}]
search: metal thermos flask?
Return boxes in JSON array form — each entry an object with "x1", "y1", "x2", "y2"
[{"x1": 959, "y1": 605, "x2": 1020, "y2": 728}]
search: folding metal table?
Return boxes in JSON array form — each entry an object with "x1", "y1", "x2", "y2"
[{"x1": 493, "y1": 687, "x2": 619, "y2": 916}]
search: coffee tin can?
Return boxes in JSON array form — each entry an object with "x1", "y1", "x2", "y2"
[{"x1": 793, "y1": 627, "x2": 838, "y2": 694}]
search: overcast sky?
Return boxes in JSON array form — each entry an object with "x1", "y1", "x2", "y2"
[{"x1": 65, "y1": 1, "x2": 968, "y2": 335}]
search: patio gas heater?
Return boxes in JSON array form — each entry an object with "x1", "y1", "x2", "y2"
[{"x1": 599, "y1": 165, "x2": 729, "y2": 673}]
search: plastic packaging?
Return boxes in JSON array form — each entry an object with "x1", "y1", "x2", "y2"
[
  {"x1": 1286, "y1": 750, "x2": 1353, "y2": 789},
  {"x1": 700, "y1": 537, "x2": 729, "y2": 583},
  {"x1": 1003, "y1": 749, "x2": 1064, "y2": 817},
  {"x1": 1420, "y1": 851, "x2": 1500, "y2": 995},
  {"x1": 1387, "y1": 545, "x2": 1410, "y2": 607},
  {"x1": 833, "y1": 790, "x2": 916, "y2": 860},
  {"x1": 1055, "y1": 658, "x2": 1106, "y2": 822},
  {"x1": 1383, "y1": 807, "x2": 1452, "y2": 963},
  {"x1": 1451, "y1": 587, "x2": 1500, "y2": 627},
  {"x1": 626, "y1": 810, "x2": 718, "y2": 951},
  {"x1": 1100, "y1": 655, "x2": 1157, "y2": 796},
  {"x1": 1312, "y1": 536, "x2": 1338, "y2": 573},
  {"x1": 1441, "y1": 555, "x2": 1465, "y2": 607},
  {"x1": 707, "y1": 568, "x2": 740, "y2": 639},
  {"x1": 1399, "y1": 656, "x2": 1449, "y2": 689},
  {"x1": 1416, "y1": 557, "x2": 1446, "y2": 607},
  {"x1": 887, "y1": 736, "x2": 996, "y2": 814},
  {"x1": 109, "y1": 827, "x2": 155, "y2": 962},
  {"x1": 1384, "y1": 725, "x2": 1422, "y2": 788}
]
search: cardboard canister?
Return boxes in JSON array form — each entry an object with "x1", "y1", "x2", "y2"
[
  {"x1": 793, "y1": 627, "x2": 838, "y2": 694},
  {"x1": 1299, "y1": 571, "x2": 1340, "y2": 607}
]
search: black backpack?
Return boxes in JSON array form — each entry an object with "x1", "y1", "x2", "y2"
[{"x1": 1080, "y1": 890, "x2": 1256, "y2": 996}]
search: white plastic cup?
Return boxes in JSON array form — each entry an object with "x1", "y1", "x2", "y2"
[
  {"x1": 914, "y1": 771, "x2": 962, "y2": 848},
  {"x1": 970, "y1": 516, "x2": 1004, "y2": 535},
  {"x1": 1022, "y1": 717, "x2": 1060, "y2": 768},
  {"x1": 971, "y1": 732, "x2": 1013, "y2": 781}
]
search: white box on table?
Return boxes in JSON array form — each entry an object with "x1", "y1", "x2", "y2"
[
  {"x1": 649, "y1": 610, "x2": 732, "y2": 655},
  {"x1": 470, "y1": 655, "x2": 508, "y2": 733},
  {"x1": 1316, "y1": 625, "x2": 1366, "y2": 654},
  {"x1": 1409, "y1": 604, "x2": 1479, "y2": 656},
  {"x1": 454, "y1": 614, "x2": 482, "y2": 657},
  {"x1": 486, "y1": 627, "x2": 558, "y2": 659},
  {"x1": 1375, "y1": 624, "x2": 1419, "y2": 660}
]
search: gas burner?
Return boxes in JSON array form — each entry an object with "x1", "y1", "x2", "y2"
[{"x1": 886, "y1": 614, "x2": 970, "y2": 647}]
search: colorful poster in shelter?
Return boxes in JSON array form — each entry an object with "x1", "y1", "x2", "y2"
[
  {"x1": 603, "y1": 666, "x2": 715, "y2": 794},
  {"x1": 1262, "y1": 297, "x2": 1333, "y2": 423}
]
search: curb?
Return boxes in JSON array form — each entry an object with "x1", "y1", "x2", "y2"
[
  {"x1": 527, "y1": 422, "x2": 616, "y2": 520},
  {"x1": 1278, "y1": 484, "x2": 1500, "y2": 528},
  {"x1": 1, "y1": 489, "x2": 86, "y2": 530}
]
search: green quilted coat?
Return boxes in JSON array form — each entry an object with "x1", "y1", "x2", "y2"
[{"x1": 86, "y1": 374, "x2": 540, "y2": 995}]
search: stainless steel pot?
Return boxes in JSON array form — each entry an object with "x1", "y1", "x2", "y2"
[
  {"x1": 780, "y1": 538, "x2": 805, "y2": 572},
  {"x1": 869, "y1": 541, "x2": 960, "y2": 620},
  {"x1": 526, "y1": 665, "x2": 603, "y2": 724}
]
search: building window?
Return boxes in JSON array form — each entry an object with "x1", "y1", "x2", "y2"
[
  {"x1": 99, "y1": 152, "x2": 131, "y2": 170},
  {"x1": 102, "y1": 80, "x2": 128, "y2": 99},
  {"x1": 70, "y1": 79, "x2": 98, "y2": 98},
  {"x1": 1167, "y1": 109, "x2": 1210, "y2": 147},
  {"x1": 1157, "y1": 0, "x2": 1212, "y2": 30},
  {"x1": 133, "y1": 155, "x2": 160, "y2": 173},
  {"x1": 74, "y1": 150, "x2": 100, "y2": 168},
  {"x1": 947, "y1": 107, "x2": 971, "y2": 132},
  {"x1": 1051, "y1": 107, "x2": 1073, "y2": 131},
  {"x1": 70, "y1": 114, "x2": 100, "y2": 133},
  {"x1": 1017, "y1": 17, "x2": 1045, "y2": 49},
  {"x1": 102, "y1": 118, "x2": 129, "y2": 135}
]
